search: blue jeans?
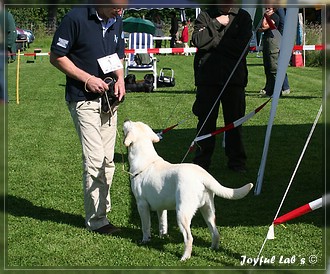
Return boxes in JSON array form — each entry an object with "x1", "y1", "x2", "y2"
[{"x1": 282, "y1": 73, "x2": 290, "y2": 91}]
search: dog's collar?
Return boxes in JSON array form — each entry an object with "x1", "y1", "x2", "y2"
[{"x1": 131, "y1": 159, "x2": 159, "y2": 178}]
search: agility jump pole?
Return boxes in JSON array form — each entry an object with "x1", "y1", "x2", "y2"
[
  {"x1": 257, "y1": 104, "x2": 323, "y2": 259},
  {"x1": 255, "y1": 8, "x2": 299, "y2": 195},
  {"x1": 16, "y1": 44, "x2": 324, "y2": 58},
  {"x1": 188, "y1": 98, "x2": 271, "y2": 151},
  {"x1": 264, "y1": 195, "x2": 326, "y2": 242},
  {"x1": 272, "y1": 196, "x2": 325, "y2": 226},
  {"x1": 265, "y1": 194, "x2": 327, "y2": 241}
]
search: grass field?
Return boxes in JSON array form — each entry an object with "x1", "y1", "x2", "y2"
[{"x1": 2, "y1": 45, "x2": 326, "y2": 273}]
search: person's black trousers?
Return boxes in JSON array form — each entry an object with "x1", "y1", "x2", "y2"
[
  {"x1": 170, "y1": 34, "x2": 176, "y2": 48},
  {"x1": 192, "y1": 84, "x2": 247, "y2": 170}
]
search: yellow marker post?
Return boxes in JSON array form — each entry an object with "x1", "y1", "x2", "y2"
[{"x1": 16, "y1": 49, "x2": 20, "y2": 104}]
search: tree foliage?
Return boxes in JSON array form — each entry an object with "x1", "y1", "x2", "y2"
[
  {"x1": 8, "y1": 7, "x2": 71, "y2": 33},
  {"x1": 8, "y1": 7, "x2": 197, "y2": 34},
  {"x1": 124, "y1": 8, "x2": 197, "y2": 24}
]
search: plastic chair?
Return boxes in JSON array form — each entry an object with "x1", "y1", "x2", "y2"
[{"x1": 124, "y1": 32, "x2": 157, "y2": 90}]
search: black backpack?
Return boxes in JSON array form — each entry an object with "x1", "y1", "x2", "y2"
[{"x1": 134, "y1": 53, "x2": 152, "y2": 65}]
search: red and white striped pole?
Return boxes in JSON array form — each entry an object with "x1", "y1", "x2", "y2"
[
  {"x1": 273, "y1": 197, "x2": 323, "y2": 226},
  {"x1": 12, "y1": 45, "x2": 324, "y2": 58},
  {"x1": 266, "y1": 194, "x2": 327, "y2": 240},
  {"x1": 189, "y1": 98, "x2": 271, "y2": 151}
]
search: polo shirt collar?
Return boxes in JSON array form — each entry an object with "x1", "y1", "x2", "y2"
[
  {"x1": 88, "y1": 8, "x2": 97, "y2": 18},
  {"x1": 88, "y1": 8, "x2": 116, "y2": 27},
  {"x1": 95, "y1": 10, "x2": 116, "y2": 26}
]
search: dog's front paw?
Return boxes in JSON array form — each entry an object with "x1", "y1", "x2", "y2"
[
  {"x1": 210, "y1": 243, "x2": 219, "y2": 250},
  {"x1": 159, "y1": 233, "x2": 169, "y2": 239},
  {"x1": 180, "y1": 254, "x2": 191, "y2": 261}
]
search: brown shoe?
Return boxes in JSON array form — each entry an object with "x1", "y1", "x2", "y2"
[{"x1": 93, "y1": 223, "x2": 120, "y2": 235}]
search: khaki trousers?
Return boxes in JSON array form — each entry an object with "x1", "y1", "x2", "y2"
[{"x1": 67, "y1": 98, "x2": 117, "y2": 231}]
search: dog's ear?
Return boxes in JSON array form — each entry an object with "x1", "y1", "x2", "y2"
[
  {"x1": 144, "y1": 123, "x2": 160, "y2": 143},
  {"x1": 151, "y1": 131, "x2": 160, "y2": 143},
  {"x1": 124, "y1": 132, "x2": 134, "y2": 147}
]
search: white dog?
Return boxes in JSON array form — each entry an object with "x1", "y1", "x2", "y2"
[{"x1": 123, "y1": 120, "x2": 253, "y2": 261}]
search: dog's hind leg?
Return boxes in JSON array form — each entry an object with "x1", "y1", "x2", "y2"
[
  {"x1": 157, "y1": 210, "x2": 168, "y2": 237},
  {"x1": 176, "y1": 209, "x2": 194, "y2": 261},
  {"x1": 199, "y1": 197, "x2": 220, "y2": 250},
  {"x1": 137, "y1": 200, "x2": 151, "y2": 243}
]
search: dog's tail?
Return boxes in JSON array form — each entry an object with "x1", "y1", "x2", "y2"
[{"x1": 204, "y1": 177, "x2": 253, "y2": 200}]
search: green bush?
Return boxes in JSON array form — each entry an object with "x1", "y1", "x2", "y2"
[
  {"x1": 8, "y1": 7, "x2": 71, "y2": 36},
  {"x1": 304, "y1": 23, "x2": 323, "y2": 67}
]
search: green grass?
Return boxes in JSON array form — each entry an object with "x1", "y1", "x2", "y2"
[{"x1": 3, "y1": 45, "x2": 326, "y2": 273}]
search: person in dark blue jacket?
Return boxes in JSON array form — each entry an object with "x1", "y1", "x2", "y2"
[{"x1": 50, "y1": 7, "x2": 125, "y2": 235}]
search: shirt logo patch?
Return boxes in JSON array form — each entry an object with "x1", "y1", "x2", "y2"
[
  {"x1": 114, "y1": 35, "x2": 118, "y2": 43},
  {"x1": 56, "y1": 37, "x2": 69, "y2": 48}
]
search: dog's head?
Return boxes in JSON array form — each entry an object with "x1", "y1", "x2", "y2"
[
  {"x1": 144, "y1": 74, "x2": 154, "y2": 84},
  {"x1": 125, "y1": 74, "x2": 136, "y2": 84},
  {"x1": 123, "y1": 120, "x2": 160, "y2": 147}
]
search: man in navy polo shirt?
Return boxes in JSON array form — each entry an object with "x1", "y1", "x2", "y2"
[{"x1": 50, "y1": 7, "x2": 125, "y2": 235}]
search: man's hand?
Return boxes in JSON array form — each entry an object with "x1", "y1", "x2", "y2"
[
  {"x1": 216, "y1": 15, "x2": 230, "y2": 26},
  {"x1": 85, "y1": 76, "x2": 110, "y2": 94},
  {"x1": 114, "y1": 77, "x2": 126, "y2": 101}
]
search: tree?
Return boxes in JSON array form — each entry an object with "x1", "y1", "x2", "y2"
[{"x1": 47, "y1": 6, "x2": 57, "y2": 33}]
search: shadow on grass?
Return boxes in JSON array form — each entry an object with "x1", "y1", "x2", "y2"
[
  {"x1": 128, "y1": 88, "x2": 323, "y2": 98},
  {"x1": 247, "y1": 63, "x2": 264, "y2": 67},
  {"x1": 3, "y1": 193, "x2": 243, "y2": 262},
  {"x1": 118, "y1": 223, "x2": 245, "y2": 263},
  {"x1": 2, "y1": 194, "x2": 85, "y2": 228},
  {"x1": 152, "y1": 88, "x2": 196, "y2": 95},
  {"x1": 3, "y1": 122, "x2": 323, "y2": 262},
  {"x1": 245, "y1": 92, "x2": 322, "y2": 100}
]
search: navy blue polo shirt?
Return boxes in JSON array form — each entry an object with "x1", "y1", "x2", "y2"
[{"x1": 50, "y1": 8, "x2": 125, "y2": 102}]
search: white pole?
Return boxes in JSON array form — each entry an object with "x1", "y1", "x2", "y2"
[{"x1": 254, "y1": 8, "x2": 299, "y2": 195}]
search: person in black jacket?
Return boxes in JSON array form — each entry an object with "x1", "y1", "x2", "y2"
[
  {"x1": 191, "y1": 7, "x2": 252, "y2": 173},
  {"x1": 169, "y1": 10, "x2": 178, "y2": 48}
]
